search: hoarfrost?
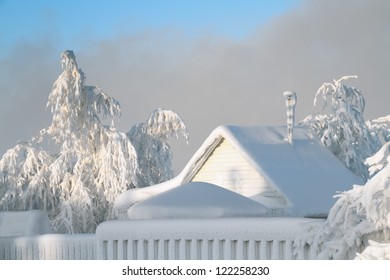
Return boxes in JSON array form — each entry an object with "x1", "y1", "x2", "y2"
[
  {"x1": 0, "y1": 51, "x2": 138, "y2": 233},
  {"x1": 295, "y1": 145, "x2": 390, "y2": 259},
  {"x1": 300, "y1": 75, "x2": 381, "y2": 179},
  {"x1": 128, "y1": 108, "x2": 188, "y2": 188}
]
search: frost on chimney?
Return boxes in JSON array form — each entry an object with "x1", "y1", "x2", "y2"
[{"x1": 283, "y1": 91, "x2": 297, "y2": 145}]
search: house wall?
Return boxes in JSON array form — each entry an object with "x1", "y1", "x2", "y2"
[{"x1": 191, "y1": 138, "x2": 286, "y2": 209}]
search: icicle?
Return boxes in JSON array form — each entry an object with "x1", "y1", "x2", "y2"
[{"x1": 283, "y1": 91, "x2": 297, "y2": 145}]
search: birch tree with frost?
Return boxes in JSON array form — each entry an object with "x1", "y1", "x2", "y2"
[
  {"x1": 128, "y1": 108, "x2": 189, "y2": 188},
  {"x1": 300, "y1": 76, "x2": 380, "y2": 179},
  {"x1": 0, "y1": 51, "x2": 138, "y2": 233},
  {"x1": 0, "y1": 143, "x2": 56, "y2": 214}
]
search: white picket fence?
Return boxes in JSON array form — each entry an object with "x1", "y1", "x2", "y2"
[
  {"x1": 0, "y1": 217, "x2": 327, "y2": 260},
  {"x1": 96, "y1": 218, "x2": 322, "y2": 260},
  {"x1": 0, "y1": 234, "x2": 96, "y2": 260},
  {"x1": 98, "y1": 237, "x2": 313, "y2": 260}
]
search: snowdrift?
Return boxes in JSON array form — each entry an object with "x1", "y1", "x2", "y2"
[{"x1": 127, "y1": 182, "x2": 267, "y2": 219}]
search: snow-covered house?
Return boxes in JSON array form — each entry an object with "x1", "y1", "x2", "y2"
[
  {"x1": 180, "y1": 125, "x2": 363, "y2": 217},
  {"x1": 114, "y1": 125, "x2": 362, "y2": 219}
]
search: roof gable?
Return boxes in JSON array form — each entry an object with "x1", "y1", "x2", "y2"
[{"x1": 191, "y1": 137, "x2": 289, "y2": 209}]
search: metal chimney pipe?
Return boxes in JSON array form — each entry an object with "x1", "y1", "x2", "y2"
[{"x1": 283, "y1": 91, "x2": 297, "y2": 145}]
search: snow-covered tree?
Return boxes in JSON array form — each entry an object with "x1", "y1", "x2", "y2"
[
  {"x1": 295, "y1": 146, "x2": 390, "y2": 259},
  {"x1": 0, "y1": 142, "x2": 56, "y2": 214},
  {"x1": 365, "y1": 141, "x2": 390, "y2": 177},
  {"x1": 366, "y1": 115, "x2": 390, "y2": 144},
  {"x1": 300, "y1": 76, "x2": 381, "y2": 179},
  {"x1": 128, "y1": 108, "x2": 188, "y2": 188},
  {"x1": 0, "y1": 50, "x2": 138, "y2": 233}
]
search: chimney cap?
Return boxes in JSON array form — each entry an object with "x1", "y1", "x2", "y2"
[{"x1": 283, "y1": 90, "x2": 296, "y2": 99}]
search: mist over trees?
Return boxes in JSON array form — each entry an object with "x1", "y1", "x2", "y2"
[
  {"x1": 300, "y1": 76, "x2": 381, "y2": 180},
  {"x1": 294, "y1": 77, "x2": 390, "y2": 259},
  {"x1": 0, "y1": 51, "x2": 187, "y2": 233}
]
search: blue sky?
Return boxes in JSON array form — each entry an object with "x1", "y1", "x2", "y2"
[{"x1": 0, "y1": 0, "x2": 299, "y2": 57}]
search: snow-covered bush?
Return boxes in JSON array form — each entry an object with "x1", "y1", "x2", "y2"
[
  {"x1": 128, "y1": 108, "x2": 188, "y2": 188},
  {"x1": 295, "y1": 145, "x2": 390, "y2": 259},
  {"x1": 0, "y1": 51, "x2": 138, "y2": 233},
  {"x1": 300, "y1": 76, "x2": 380, "y2": 179}
]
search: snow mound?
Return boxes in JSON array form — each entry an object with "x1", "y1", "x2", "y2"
[
  {"x1": 127, "y1": 182, "x2": 267, "y2": 219},
  {"x1": 112, "y1": 177, "x2": 181, "y2": 219},
  {"x1": 0, "y1": 210, "x2": 52, "y2": 237}
]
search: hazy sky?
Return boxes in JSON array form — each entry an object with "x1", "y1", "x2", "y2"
[{"x1": 1, "y1": 0, "x2": 389, "y2": 172}]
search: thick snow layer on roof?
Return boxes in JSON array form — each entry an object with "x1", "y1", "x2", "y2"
[
  {"x1": 179, "y1": 125, "x2": 363, "y2": 216},
  {"x1": 0, "y1": 210, "x2": 52, "y2": 237},
  {"x1": 127, "y1": 182, "x2": 267, "y2": 219}
]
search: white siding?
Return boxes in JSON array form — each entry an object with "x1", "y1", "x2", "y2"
[{"x1": 191, "y1": 138, "x2": 285, "y2": 208}]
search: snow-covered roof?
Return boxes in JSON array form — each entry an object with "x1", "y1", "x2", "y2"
[
  {"x1": 178, "y1": 125, "x2": 363, "y2": 216},
  {"x1": 127, "y1": 182, "x2": 267, "y2": 219},
  {"x1": 113, "y1": 125, "x2": 363, "y2": 219}
]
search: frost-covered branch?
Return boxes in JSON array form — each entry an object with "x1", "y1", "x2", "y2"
[
  {"x1": 300, "y1": 76, "x2": 380, "y2": 179},
  {"x1": 295, "y1": 144, "x2": 390, "y2": 259},
  {"x1": 0, "y1": 143, "x2": 57, "y2": 214},
  {"x1": 128, "y1": 108, "x2": 189, "y2": 188},
  {"x1": 366, "y1": 115, "x2": 390, "y2": 144},
  {"x1": 0, "y1": 51, "x2": 138, "y2": 233},
  {"x1": 0, "y1": 50, "x2": 191, "y2": 233},
  {"x1": 365, "y1": 141, "x2": 390, "y2": 177}
]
